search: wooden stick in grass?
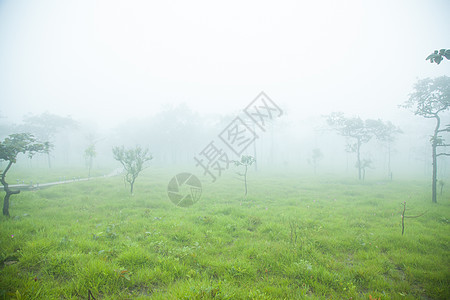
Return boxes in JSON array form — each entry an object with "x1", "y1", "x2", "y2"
[{"x1": 401, "y1": 201, "x2": 427, "y2": 236}]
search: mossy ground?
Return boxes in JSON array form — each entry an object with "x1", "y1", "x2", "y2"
[{"x1": 0, "y1": 168, "x2": 449, "y2": 299}]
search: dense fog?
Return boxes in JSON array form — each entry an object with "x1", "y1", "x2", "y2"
[
  {"x1": 1, "y1": 2, "x2": 450, "y2": 299},
  {"x1": 0, "y1": 0, "x2": 449, "y2": 180},
  {"x1": 0, "y1": 105, "x2": 448, "y2": 181}
]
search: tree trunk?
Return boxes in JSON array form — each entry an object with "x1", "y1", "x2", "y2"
[
  {"x1": 357, "y1": 140, "x2": 362, "y2": 180},
  {"x1": 1, "y1": 161, "x2": 20, "y2": 217},
  {"x1": 3, "y1": 193, "x2": 12, "y2": 217},
  {"x1": 431, "y1": 115, "x2": 440, "y2": 203},
  {"x1": 3, "y1": 194, "x2": 10, "y2": 217},
  {"x1": 432, "y1": 141, "x2": 437, "y2": 203},
  {"x1": 130, "y1": 179, "x2": 135, "y2": 194}
]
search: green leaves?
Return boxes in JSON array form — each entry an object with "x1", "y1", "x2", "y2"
[
  {"x1": 366, "y1": 119, "x2": 402, "y2": 143},
  {"x1": 0, "y1": 133, "x2": 52, "y2": 216},
  {"x1": 403, "y1": 76, "x2": 450, "y2": 118},
  {"x1": 327, "y1": 113, "x2": 400, "y2": 180},
  {"x1": 113, "y1": 146, "x2": 152, "y2": 178},
  {"x1": 426, "y1": 49, "x2": 450, "y2": 64},
  {"x1": 0, "y1": 133, "x2": 52, "y2": 162},
  {"x1": 233, "y1": 155, "x2": 256, "y2": 167},
  {"x1": 327, "y1": 113, "x2": 385, "y2": 145},
  {"x1": 84, "y1": 144, "x2": 96, "y2": 158},
  {"x1": 112, "y1": 145, "x2": 153, "y2": 193}
]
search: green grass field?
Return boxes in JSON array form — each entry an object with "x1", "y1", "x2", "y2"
[{"x1": 0, "y1": 168, "x2": 449, "y2": 299}]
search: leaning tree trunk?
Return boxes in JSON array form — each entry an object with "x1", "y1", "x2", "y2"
[
  {"x1": 3, "y1": 191, "x2": 19, "y2": 217},
  {"x1": 1, "y1": 161, "x2": 20, "y2": 217}
]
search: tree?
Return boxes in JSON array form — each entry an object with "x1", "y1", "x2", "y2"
[
  {"x1": 20, "y1": 112, "x2": 77, "y2": 168},
  {"x1": 233, "y1": 155, "x2": 256, "y2": 196},
  {"x1": 368, "y1": 119, "x2": 402, "y2": 180},
  {"x1": 401, "y1": 76, "x2": 450, "y2": 203},
  {"x1": 307, "y1": 148, "x2": 323, "y2": 174},
  {"x1": 0, "y1": 133, "x2": 51, "y2": 216},
  {"x1": 359, "y1": 158, "x2": 373, "y2": 181},
  {"x1": 112, "y1": 146, "x2": 152, "y2": 194},
  {"x1": 84, "y1": 144, "x2": 96, "y2": 178},
  {"x1": 326, "y1": 112, "x2": 376, "y2": 180},
  {"x1": 426, "y1": 49, "x2": 450, "y2": 65}
]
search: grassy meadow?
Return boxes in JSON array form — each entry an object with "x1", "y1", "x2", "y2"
[{"x1": 0, "y1": 167, "x2": 449, "y2": 299}]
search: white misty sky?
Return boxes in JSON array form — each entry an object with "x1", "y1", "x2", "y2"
[{"x1": 0, "y1": 0, "x2": 449, "y2": 129}]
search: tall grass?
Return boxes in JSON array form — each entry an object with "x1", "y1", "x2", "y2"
[{"x1": 0, "y1": 168, "x2": 448, "y2": 299}]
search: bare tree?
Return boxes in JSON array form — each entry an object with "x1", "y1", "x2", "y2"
[{"x1": 233, "y1": 155, "x2": 256, "y2": 196}]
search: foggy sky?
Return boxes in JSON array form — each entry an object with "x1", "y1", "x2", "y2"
[{"x1": 0, "y1": 0, "x2": 449, "y2": 129}]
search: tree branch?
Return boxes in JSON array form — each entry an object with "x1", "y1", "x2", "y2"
[
  {"x1": 437, "y1": 153, "x2": 450, "y2": 157},
  {"x1": 404, "y1": 211, "x2": 428, "y2": 218}
]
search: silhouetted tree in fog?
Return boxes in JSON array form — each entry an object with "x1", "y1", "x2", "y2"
[
  {"x1": 84, "y1": 144, "x2": 96, "y2": 178},
  {"x1": 326, "y1": 112, "x2": 377, "y2": 180},
  {"x1": 401, "y1": 76, "x2": 450, "y2": 203},
  {"x1": 20, "y1": 112, "x2": 77, "y2": 168},
  {"x1": 367, "y1": 119, "x2": 402, "y2": 180},
  {"x1": 307, "y1": 148, "x2": 323, "y2": 174},
  {"x1": 112, "y1": 146, "x2": 153, "y2": 194}
]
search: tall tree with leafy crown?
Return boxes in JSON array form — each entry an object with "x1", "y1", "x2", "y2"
[{"x1": 402, "y1": 76, "x2": 450, "y2": 203}]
